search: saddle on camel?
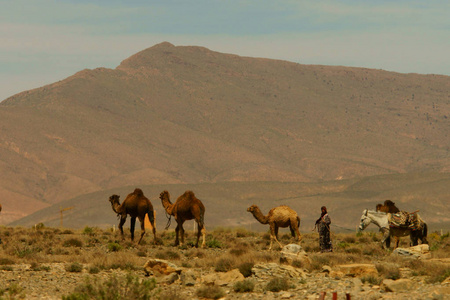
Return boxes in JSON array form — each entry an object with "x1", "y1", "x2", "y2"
[{"x1": 376, "y1": 200, "x2": 424, "y2": 231}]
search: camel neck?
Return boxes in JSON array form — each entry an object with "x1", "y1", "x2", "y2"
[{"x1": 251, "y1": 208, "x2": 269, "y2": 224}]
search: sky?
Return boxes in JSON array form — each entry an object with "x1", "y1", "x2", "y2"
[{"x1": 1, "y1": 0, "x2": 449, "y2": 101}]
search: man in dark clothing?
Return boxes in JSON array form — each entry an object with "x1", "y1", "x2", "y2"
[{"x1": 315, "y1": 206, "x2": 332, "y2": 252}]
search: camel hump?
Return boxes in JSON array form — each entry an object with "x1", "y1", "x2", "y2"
[
  {"x1": 133, "y1": 188, "x2": 144, "y2": 197},
  {"x1": 183, "y1": 190, "x2": 196, "y2": 199}
]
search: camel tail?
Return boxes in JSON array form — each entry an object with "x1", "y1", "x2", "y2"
[
  {"x1": 297, "y1": 216, "x2": 301, "y2": 228},
  {"x1": 147, "y1": 209, "x2": 155, "y2": 224}
]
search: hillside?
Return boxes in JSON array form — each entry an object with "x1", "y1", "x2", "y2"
[
  {"x1": 10, "y1": 173, "x2": 450, "y2": 231},
  {"x1": 0, "y1": 42, "x2": 449, "y2": 226}
]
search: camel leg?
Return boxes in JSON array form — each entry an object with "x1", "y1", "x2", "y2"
[
  {"x1": 137, "y1": 217, "x2": 145, "y2": 245},
  {"x1": 174, "y1": 224, "x2": 181, "y2": 246},
  {"x1": 195, "y1": 223, "x2": 206, "y2": 248},
  {"x1": 151, "y1": 221, "x2": 157, "y2": 242},
  {"x1": 180, "y1": 225, "x2": 185, "y2": 247},
  {"x1": 195, "y1": 222, "x2": 200, "y2": 248},
  {"x1": 291, "y1": 219, "x2": 302, "y2": 242},
  {"x1": 275, "y1": 225, "x2": 283, "y2": 248},
  {"x1": 130, "y1": 217, "x2": 136, "y2": 242},
  {"x1": 201, "y1": 226, "x2": 206, "y2": 248},
  {"x1": 118, "y1": 216, "x2": 127, "y2": 241},
  {"x1": 270, "y1": 224, "x2": 283, "y2": 250},
  {"x1": 296, "y1": 228, "x2": 302, "y2": 242},
  {"x1": 394, "y1": 236, "x2": 400, "y2": 249}
]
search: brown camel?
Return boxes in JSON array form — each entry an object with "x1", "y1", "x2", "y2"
[
  {"x1": 376, "y1": 200, "x2": 400, "y2": 213},
  {"x1": 247, "y1": 204, "x2": 302, "y2": 250},
  {"x1": 160, "y1": 190, "x2": 206, "y2": 248},
  {"x1": 108, "y1": 188, "x2": 156, "y2": 244}
]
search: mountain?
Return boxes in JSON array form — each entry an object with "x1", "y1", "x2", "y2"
[{"x1": 0, "y1": 42, "x2": 449, "y2": 227}]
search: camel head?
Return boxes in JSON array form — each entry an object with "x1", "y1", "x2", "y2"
[
  {"x1": 247, "y1": 205, "x2": 258, "y2": 213},
  {"x1": 109, "y1": 194, "x2": 120, "y2": 205},
  {"x1": 159, "y1": 190, "x2": 170, "y2": 203}
]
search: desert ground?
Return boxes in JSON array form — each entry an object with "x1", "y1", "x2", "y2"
[{"x1": 0, "y1": 225, "x2": 449, "y2": 299}]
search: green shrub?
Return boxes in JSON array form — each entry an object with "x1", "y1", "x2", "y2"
[
  {"x1": 34, "y1": 223, "x2": 45, "y2": 230},
  {"x1": 30, "y1": 262, "x2": 51, "y2": 271},
  {"x1": 82, "y1": 226, "x2": 94, "y2": 236},
  {"x1": 196, "y1": 285, "x2": 225, "y2": 299},
  {"x1": 345, "y1": 247, "x2": 362, "y2": 254},
  {"x1": 233, "y1": 279, "x2": 255, "y2": 292},
  {"x1": 0, "y1": 258, "x2": 15, "y2": 265},
  {"x1": 2, "y1": 283, "x2": 24, "y2": 299},
  {"x1": 337, "y1": 241, "x2": 349, "y2": 249},
  {"x1": 238, "y1": 261, "x2": 254, "y2": 277},
  {"x1": 14, "y1": 245, "x2": 40, "y2": 258},
  {"x1": 361, "y1": 275, "x2": 382, "y2": 285},
  {"x1": 88, "y1": 266, "x2": 100, "y2": 274},
  {"x1": 426, "y1": 266, "x2": 450, "y2": 283},
  {"x1": 63, "y1": 238, "x2": 83, "y2": 247},
  {"x1": 66, "y1": 262, "x2": 83, "y2": 273},
  {"x1": 229, "y1": 247, "x2": 247, "y2": 256},
  {"x1": 291, "y1": 260, "x2": 303, "y2": 268},
  {"x1": 108, "y1": 242, "x2": 122, "y2": 252},
  {"x1": 63, "y1": 273, "x2": 157, "y2": 300},
  {"x1": 206, "y1": 238, "x2": 223, "y2": 248},
  {"x1": 376, "y1": 263, "x2": 400, "y2": 280},
  {"x1": 215, "y1": 258, "x2": 234, "y2": 272},
  {"x1": 107, "y1": 262, "x2": 137, "y2": 271},
  {"x1": 156, "y1": 250, "x2": 180, "y2": 260},
  {"x1": 265, "y1": 277, "x2": 290, "y2": 292},
  {"x1": 235, "y1": 228, "x2": 253, "y2": 237},
  {"x1": 343, "y1": 235, "x2": 356, "y2": 243}
]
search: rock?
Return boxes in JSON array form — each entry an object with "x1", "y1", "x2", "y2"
[
  {"x1": 321, "y1": 265, "x2": 332, "y2": 273},
  {"x1": 442, "y1": 277, "x2": 450, "y2": 285},
  {"x1": 202, "y1": 269, "x2": 244, "y2": 286},
  {"x1": 429, "y1": 287, "x2": 450, "y2": 299},
  {"x1": 333, "y1": 264, "x2": 378, "y2": 277},
  {"x1": 143, "y1": 259, "x2": 181, "y2": 277},
  {"x1": 157, "y1": 272, "x2": 179, "y2": 285},
  {"x1": 180, "y1": 269, "x2": 197, "y2": 286},
  {"x1": 252, "y1": 263, "x2": 306, "y2": 279},
  {"x1": 382, "y1": 278, "x2": 415, "y2": 292},
  {"x1": 393, "y1": 244, "x2": 431, "y2": 259},
  {"x1": 280, "y1": 244, "x2": 312, "y2": 266},
  {"x1": 215, "y1": 269, "x2": 244, "y2": 286},
  {"x1": 280, "y1": 291, "x2": 294, "y2": 298},
  {"x1": 202, "y1": 273, "x2": 217, "y2": 286}
]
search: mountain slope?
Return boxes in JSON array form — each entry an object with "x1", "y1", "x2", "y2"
[{"x1": 0, "y1": 42, "x2": 449, "y2": 224}]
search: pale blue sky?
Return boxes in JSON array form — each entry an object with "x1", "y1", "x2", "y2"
[{"x1": 1, "y1": 0, "x2": 449, "y2": 101}]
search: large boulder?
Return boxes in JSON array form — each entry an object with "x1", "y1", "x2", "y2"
[
  {"x1": 280, "y1": 244, "x2": 311, "y2": 266},
  {"x1": 202, "y1": 269, "x2": 244, "y2": 286},
  {"x1": 331, "y1": 264, "x2": 378, "y2": 278},
  {"x1": 143, "y1": 258, "x2": 182, "y2": 277},
  {"x1": 382, "y1": 279, "x2": 415, "y2": 292},
  {"x1": 393, "y1": 244, "x2": 430, "y2": 259}
]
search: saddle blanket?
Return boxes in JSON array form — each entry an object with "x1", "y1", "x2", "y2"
[{"x1": 388, "y1": 211, "x2": 422, "y2": 230}]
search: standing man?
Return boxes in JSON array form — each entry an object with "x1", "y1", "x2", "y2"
[{"x1": 315, "y1": 206, "x2": 332, "y2": 252}]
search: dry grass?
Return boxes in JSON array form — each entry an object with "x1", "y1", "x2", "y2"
[{"x1": 0, "y1": 225, "x2": 449, "y2": 298}]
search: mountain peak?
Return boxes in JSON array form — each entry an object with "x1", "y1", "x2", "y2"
[{"x1": 117, "y1": 42, "x2": 182, "y2": 71}]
